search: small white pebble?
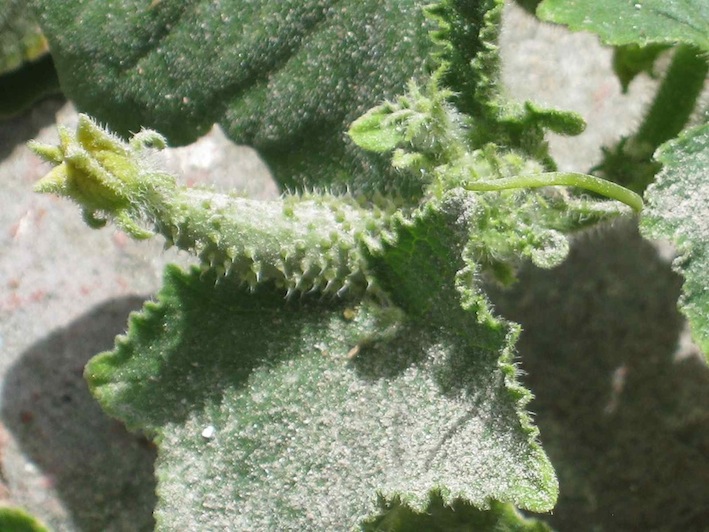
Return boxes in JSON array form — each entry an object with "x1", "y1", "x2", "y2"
[{"x1": 201, "y1": 425, "x2": 216, "y2": 440}]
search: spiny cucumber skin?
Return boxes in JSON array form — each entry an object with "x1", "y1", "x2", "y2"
[
  {"x1": 159, "y1": 188, "x2": 396, "y2": 299},
  {"x1": 30, "y1": 114, "x2": 396, "y2": 300}
]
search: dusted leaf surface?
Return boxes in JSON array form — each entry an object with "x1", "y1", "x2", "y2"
[
  {"x1": 85, "y1": 263, "x2": 557, "y2": 530},
  {"x1": 27, "y1": 23, "x2": 640, "y2": 525},
  {"x1": 537, "y1": 0, "x2": 709, "y2": 50},
  {"x1": 641, "y1": 123, "x2": 709, "y2": 358}
]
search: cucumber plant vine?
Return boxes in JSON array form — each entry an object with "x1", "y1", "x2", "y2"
[{"x1": 12, "y1": 0, "x2": 708, "y2": 529}]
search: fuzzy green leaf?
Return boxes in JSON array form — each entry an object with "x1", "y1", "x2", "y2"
[
  {"x1": 347, "y1": 106, "x2": 406, "y2": 154},
  {"x1": 33, "y1": 113, "x2": 565, "y2": 527},
  {"x1": 641, "y1": 123, "x2": 709, "y2": 358},
  {"x1": 31, "y1": 0, "x2": 440, "y2": 189},
  {"x1": 85, "y1": 259, "x2": 557, "y2": 530},
  {"x1": 537, "y1": 0, "x2": 709, "y2": 50}
]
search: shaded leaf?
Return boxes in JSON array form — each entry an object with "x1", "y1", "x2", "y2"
[
  {"x1": 537, "y1": 0, "x2": 709, "y2": 50},
  {"x1": 513, "y1": 0, "x2": 543, "y2": 16},
  {"x1": 0, "y1": 0, "x2": 59, "y2": 118},
  {"x1": 0, "y1": 0, "x2": 48, "y2": 75},
  {"x1": 85, "y1": 261, "x2": 557, "y2": 530},
  {"x1": 641, "y1": 123, "x2": 709, "y2": 358}
]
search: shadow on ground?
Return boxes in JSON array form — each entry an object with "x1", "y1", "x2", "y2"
[
  {"x1": 0, "y1": 95, "x2": 65, "y2": 161},
  {"x1": 488, "y1": 220, "x2": 709, "y2": 531},
  {"x1": 2, "y1": 296, "x2": 157, "y2": 531}
]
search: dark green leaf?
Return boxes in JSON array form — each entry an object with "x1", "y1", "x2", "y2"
[
  {"x1": 513, "y1": 0, "x2": 543, "y2": 16},
  {"x1": 32, "y1": 0, "x2": 440, "y2": 189},
  {"x1": 0, "y1": 54, "x2": 60, "y2": 119}
]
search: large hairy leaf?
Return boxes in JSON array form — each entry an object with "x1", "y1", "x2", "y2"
[
  {"x1": 537, "y1": 0, "x2": 709, "y2": 50},
  {"x1": 32, "y1": 0, "x2": 440, "y2": 188},
  {"x1": 85, "y1": 264, "x2": 557, "y2": 530},
  {"x1": 641, "y1": 123, "x2": 709, "y2": 358}
]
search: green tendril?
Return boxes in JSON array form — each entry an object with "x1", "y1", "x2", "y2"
[{"x1": 465, "y1": 172, "x2": 643, "y2": 213}]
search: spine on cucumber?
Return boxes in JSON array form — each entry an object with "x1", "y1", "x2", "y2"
[{"x1": 30, "y1": 114, "x2": 395, "y2": 299}]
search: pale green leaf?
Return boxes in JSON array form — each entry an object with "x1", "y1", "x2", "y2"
[
  {"x1": 641, "y1": 123, "x2": 709, "y2": 358},
  {"x1": 85, "y1": 258, "x2": 557, "y2": 529},
  {"x1": 537, "y1": 0, "x2": 709, "y2": 50}
]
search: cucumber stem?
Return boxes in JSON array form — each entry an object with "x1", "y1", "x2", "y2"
[{"x1": 466, "y1": 172, "x2": 643, "y2": 212}]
